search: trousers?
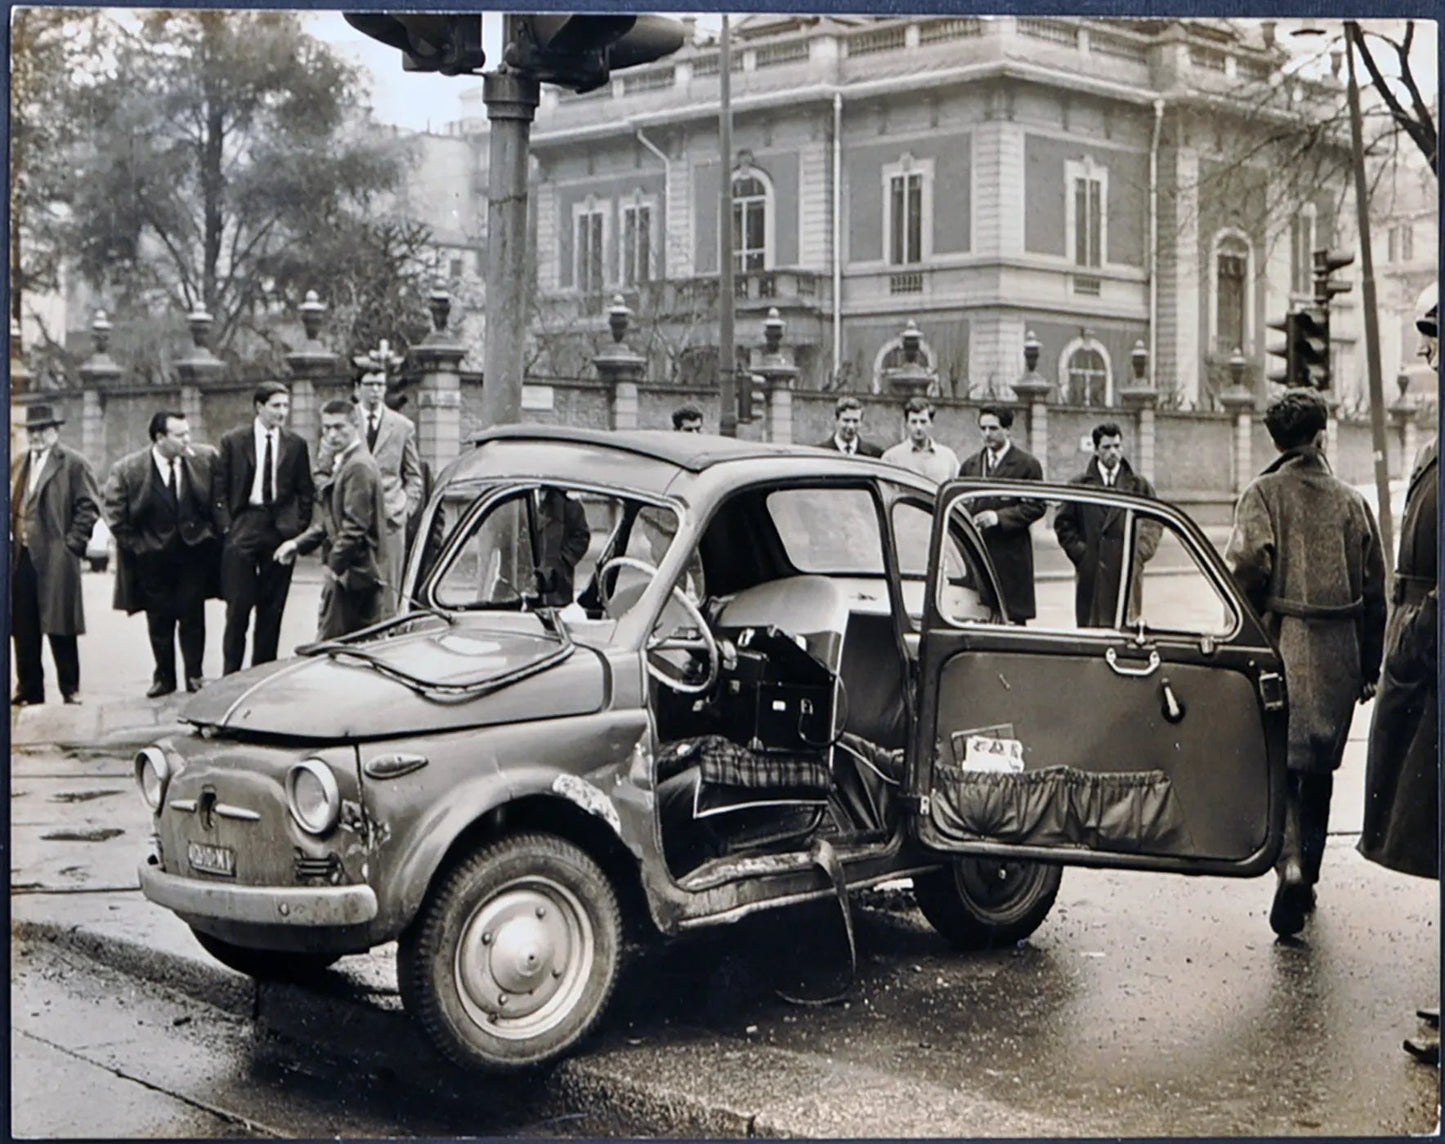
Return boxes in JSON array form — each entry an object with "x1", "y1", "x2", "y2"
[{"x1": 11, "y1": 547, "x2": 80, "y2": 700}]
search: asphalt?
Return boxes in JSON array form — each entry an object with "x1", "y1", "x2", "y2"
[{"x1": 3, "y1": 562, "x2": 1416, "y2": 1137}]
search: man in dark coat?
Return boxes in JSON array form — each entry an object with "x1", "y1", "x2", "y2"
[
  {"x1": 1053, "y1": 423, "x2": 1160, "y2": 627},
  {"x1": 1358, "y1": 285, "x2": 1439, "y2": 1064},
  {"x1": 1225, "y1": 388, "x2": 1386, "y2": 940},
  {"x1": 815, "y1": 396, "x2": 885, "y2": 457},
  {"x1": 10, "y1": 404, "x2": 101, "y2": 705},
  {"x1": 531, "y1": 486, "x2": 591, "y2": 608},
  {"x1": 276, "y1": 401, "x2": 386, "y2": 640},
  {"x1": 104, "y1": 411, "x2": 221, "y2": 696},
  {"x1": 213, "y1": 382, "x2": 315, "y2": 673},
  {"x1": 959, "y1": 404, "x2": 1045, "y2": 622}
]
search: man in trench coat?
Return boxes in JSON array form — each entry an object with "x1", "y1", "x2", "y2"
[
  {"x1": 959, "y1": 404, "x2": 1045, "y2": 623},
  {"x1": 1053, "y1": 423, "x2": 1160, "y2": 627},
  {"x1": 104, "y1": 411, "x2": 221, "y2": 696},
  {"x1": 1225, "y1": 388, "x2": 1386, "y2": 940},
  {"x1": 10, "y1": 404, "x2": 101, "y2": 705},
  {"x1": 1358, "y1": 285, "x2": 1439, "y2": 1065}
]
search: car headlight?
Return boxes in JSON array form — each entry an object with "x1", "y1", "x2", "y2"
[
  {"x1": 135, "y1": 747, "x2": 170, "y2": 811},
  {"x1": 286, "y1": 759, "x2": 340, "y2": 835}
]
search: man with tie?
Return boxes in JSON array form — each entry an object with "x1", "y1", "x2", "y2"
[
  {"x1": 316, "y1": 371, "x2": 423, "y2": 618},
  {"x1": 815, "y1": 396, "x2": 884, "y2": 457},
  {"x1": 276, "y1": 400, "x2": 387, "y2": 640},
  {"x1": 213, "y1": 382, "x2": 314, "y2": 673},
  {"x1": 10, "y1": 403, "x2": 101, "y2": 706},
  {"x1": 104, "y1": 412, "x2": 221, "y2": 697},
  {"x1": 959, "y1": 405, "x2": 1045, "y2": 624},
  {"x1": 1053, "y1": 422, "x2": 1160, "y2": 628}
]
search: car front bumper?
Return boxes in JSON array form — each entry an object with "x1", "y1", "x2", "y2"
[{"x1": 138, "y1": 862, "x2": 378, "y2": 927}]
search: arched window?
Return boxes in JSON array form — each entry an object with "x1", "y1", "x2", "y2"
[
  {"x1": 871, "y1": 335, "x2": 937, "y2": 394},
  {"x1": 1211, "y1": 229, "x2": 1253, "y2": 357},
  {"x1": 1058, "y1": 336, "x2": 1114, "y2": 407},
  {"x1": 731, "y1": 169, "x2": 772, "y2": 273}
]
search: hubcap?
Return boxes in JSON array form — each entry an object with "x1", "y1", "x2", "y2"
[
  {"x1": 454, "y1": 877, "x2": 594, "y2": 1040},
  {"x1": 957, "y1": 858, "x2": 1036, "y2": 914}
]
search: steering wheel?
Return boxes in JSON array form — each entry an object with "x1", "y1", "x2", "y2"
[{"x1": 596, "y1": 555, "x2": 719, "y2": 695}]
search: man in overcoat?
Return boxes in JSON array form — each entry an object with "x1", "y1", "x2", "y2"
[
  {"x1": 959, "y1": 404, "x2": 1045, "y2": 623},
  {"x1": 815, "y1": 396, "x2": 885, "y2": 457},
  {"x1": 276, "y1": 400, "x2": 386, "y2": 640},
  {"x1": 532, "y1": 486, "x2": 591, "y2": 608},
  {"x1": 1053, "y1": 423, "x2": 1160, "y2": 627},
  {"x1": 104, "y1": 411, "x2": 220, "y2": 696},
  {"x1": 1358, "y1": 285, "x2": 1439, "y2": 1064},
  {"x1": 213, "y1": 382, "x2": 314, "y2": 673},
  {"x1": 316, "y1": 372, "x2": 423, "y2": 619},
  {"x1": 1225, "y1": 388, "x2": 1386, "y2": 939},
  {"x1": 10, "y1": 404, "x2": 101, "y2": 705}
]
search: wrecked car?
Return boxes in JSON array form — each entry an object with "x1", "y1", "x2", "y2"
[{"x1": 136, "y1": 425, "x2": 1288, "y2": 1072}]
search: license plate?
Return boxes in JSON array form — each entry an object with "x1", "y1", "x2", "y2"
[{"x1": 187, "y1": 841, "x2": 236, "y2": 877}]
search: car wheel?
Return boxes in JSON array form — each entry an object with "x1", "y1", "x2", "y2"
[
  {"x1": 191, "y1": 929, "x2": 341, "y2": 979},
  {"x1": 398, "y1": 832, "x2": 622, "y2": 1072},
  {"x1": 913, "y1": 858, "x2": 1062, "y2": 951}
]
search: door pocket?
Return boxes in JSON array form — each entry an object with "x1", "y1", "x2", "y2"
[{"x1": 930, "y1": 764, "x2": 1193, "y2": 854}]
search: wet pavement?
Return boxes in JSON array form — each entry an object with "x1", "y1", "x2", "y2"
[{"x1": 9, "y1": 565, "x2": 1443, "y2": 1136}]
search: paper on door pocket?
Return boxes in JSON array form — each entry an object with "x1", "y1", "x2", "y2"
[{"x1": 951, "y1": 724, "x2": 1025, "y2": 773}]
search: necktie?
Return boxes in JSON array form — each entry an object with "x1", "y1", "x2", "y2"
[
  {"x1": 367, "y1": 412, "x2": 380, "y2": 452},
  {"x1": 27, "y1": 451, "x2": 45, "y2": 499},
  {"x1": 168, "y1": 458, "x2": 179, "y2": 501},
  {"x1": 846, "y1": 442, "x2": 854, "y2": 456},
  {"x1": 262, "y1": 432, "x2": 275, "y2": 505}
]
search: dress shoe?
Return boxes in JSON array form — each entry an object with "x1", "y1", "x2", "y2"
[
  {"x1": 1269, "y1": 860, "x2": 1310, "y2": 938},
  {"x1": 1404, "y1": 1036, "x2": 1440, "y2": 1066},
  {"x1": 11, "y1": 692, "x2": 41, "y2": 707},
  {"x1": 185, "y1": 676, "x2": 205, "y2": 693},
  {"x1": 145, "y1": 681, "x2": 176, "y2": 699},
  {"x1": 1419, "y1": 1007, "x2": 1440, "y2": 1029},
  {"x1": 62, "y1": 693, "x2": 82, "y2": 705}
]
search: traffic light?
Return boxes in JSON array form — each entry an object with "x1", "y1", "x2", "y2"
[
  {"x1": 342, "y1": 13, "x2": 485, "y2": 75},
  {"x1": 1312, "y1": 248, "x2": 1354, "y2": 306},
  {"x1": 1293, "y1": 307, "x2": 1331, "y2": 389},
  {"x1": 512, "y1": 15, "x2": 686, "y2": 93},
  {"x1": 1266, "y1": 313, "x2": 1301, "y2": 387},
  {"x1": 737, "y1": 372, "x2": 768, "y2": 423}
]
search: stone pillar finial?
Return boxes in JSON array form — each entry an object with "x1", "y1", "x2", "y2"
[
  {"x1": 607, "y1": 295, "x2": 632, "y2": 345},
  {"x1": 595, "y1": 295, "x2": 646, "y2": 430},
  {"x1": 754, "y1": 306, "x2": 798, "y2": 444},
  {"x1": 299, "y1": 290, "x2": 327, "y2": 342},
  {"x1": 78, "y1": 307, "x2": 124, "y2": 389},
  {"x1": 428, "y1": 283, "x2": 453, "y2": 335}
]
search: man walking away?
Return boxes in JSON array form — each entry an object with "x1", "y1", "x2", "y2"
[
  {"x1": 816, "y1": 396, "x2": 884, "y2": 456},
  {"x1": 104, "y1": 411, "x2": 220, "y2": 697},
  {"x1": 881, "y1": 396, "x2": 959, "y2": 483},
  {"x1": 960, "y1": 404, "x2": 1045, "y2": 623},
  {"x1": 275, "y1": 401, "x2": 386, "y2": 640},
  {"x1": 1358, "y1": 284, "x2": 1439, "y2": 1064},
  {"x1": 1225, "y1": 388, "x2": 1386, "y2": 940},
  {"x1": 10, "y1": 404, "x2": 100, "y2": 705},
  {"x1": 214, "y1": 382, "x2": 314, "y2": 673},
  {"x1": 1053, "y1": 422, "x2": 1160, "y2": 627},
  {"x1": 316, "y1": 371, "x2": 422, "y2": 619}
]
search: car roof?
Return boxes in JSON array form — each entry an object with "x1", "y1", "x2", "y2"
[{"x1": 467, "y1": 424, "x2": 840, "y2": 474}]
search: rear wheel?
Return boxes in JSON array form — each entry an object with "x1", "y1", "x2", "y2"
[
  {"x1": 191, "y1": 929, "x2": 341, "y2": 980},
  {"x1": 398, "y1": 832, "x2": 622, "y2": 1072},
  {"x1": 914, "y1": 858, "x2": 1062, "y2": 950}
]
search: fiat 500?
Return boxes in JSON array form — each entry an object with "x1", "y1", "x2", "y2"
[{"x1": 136, "y1": 426, "x2": 1288, "y2": 1071}]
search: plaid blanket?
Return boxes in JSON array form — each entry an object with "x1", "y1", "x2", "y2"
[{"x1": 658, "y1": 734, "x2": 830, "y2": 793}]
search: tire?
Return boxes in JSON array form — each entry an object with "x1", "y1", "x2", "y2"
[
  {"x1": 914, "y1": 858, "x2": 1062, "y2": 951},
  {"x1": 191, "y1": 929, "x2": 341, "y2": 980},
  {"x1": 398, "y1": 832, "x2": 622, "y2": 1073}
]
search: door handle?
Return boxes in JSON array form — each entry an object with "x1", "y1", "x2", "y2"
[{"x1": 1105, "y1": 647, "x2": 1160, "y2": 677}]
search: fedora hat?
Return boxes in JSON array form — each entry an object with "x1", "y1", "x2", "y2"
[{"x1": 21, "y1": 404, "x2": 64, "y2": 430}]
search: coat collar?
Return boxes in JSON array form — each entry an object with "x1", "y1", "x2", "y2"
[
  {"x1": 1260, "y1": 445, "x2": 1331, "y2": 477},
  {"x1": 22, "y1": 443, "x2": 63, "y2": 503}
]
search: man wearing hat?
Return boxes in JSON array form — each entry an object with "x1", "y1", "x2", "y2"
[
  {"x1": 1359, "y1": 283, "x2": 1440, "y2": 1065},
  {"x1": 10, "y1": 404, "x2": 101, "y2": 705}
]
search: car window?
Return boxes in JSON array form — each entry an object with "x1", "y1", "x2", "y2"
[
  {"x1": 893, "y1": 498, "x2": 986, "y2": 622},
  {"x1": 1131, "y1": 515, "x2": 1236, "y2": 636},
  {"x1": 766, "y1": 487, "x2": 884, "y2": 574},
  {"x1": 433, "y1": 493, "x2": 533, "y2": 609}
]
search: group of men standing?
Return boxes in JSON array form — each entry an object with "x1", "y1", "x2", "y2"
[{"x1": 10, "y1": 372, "x2": 422, "y2": 704}]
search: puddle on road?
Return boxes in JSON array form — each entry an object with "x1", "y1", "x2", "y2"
[
  {"x1": 40, "y1": 828, "x2": 125, "y2": 842},
  {"x1": 50, "y1": 790, "x2": 123, "y2": 803}
]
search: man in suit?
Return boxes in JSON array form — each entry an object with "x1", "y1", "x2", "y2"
[
  {"x1": 815, "y1": 396, "x2": 884, "y2": 457},
  {"x1": 103, "y1": 411, "x2": 221, "y2": 696},
  {"x1": 276, "y1": 401, "x2": 386, "y2": 639},
  {"x1": 316, "y1": 372, "x2": 423, "y2": 618},
  {"x1": 214, "y1": 382, "x2": 315, "y2": 673},
  {"x1": 1053, "y1": 422, "x2": 1161, "y2": 628},
  {"x1": 959, "y1": 405, "x2": 1045, "y2": 623},
  {"x1": 10, "y1": 404, "x2": 101, "y2": 705}
]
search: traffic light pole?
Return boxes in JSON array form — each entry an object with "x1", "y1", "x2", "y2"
[
  {"x1": 1345, "y1": 21, "x2": 1394, "y2": 561},
  {"x1": 480, "y1": 51, "x2": 540, "y2": 431}
]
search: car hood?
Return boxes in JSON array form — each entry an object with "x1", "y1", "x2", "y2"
[{"x1": 179, "y1": 624, "x2": 607, "y2": 739}]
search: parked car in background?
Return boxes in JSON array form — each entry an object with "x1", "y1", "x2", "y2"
[{"x1": 134, "y1": 426, "x2": 1290, "y2": 1072}]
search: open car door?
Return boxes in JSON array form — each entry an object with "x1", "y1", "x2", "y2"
[{"x1": 908, "y1": 479, "x2": 1287, "y2": 877}]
